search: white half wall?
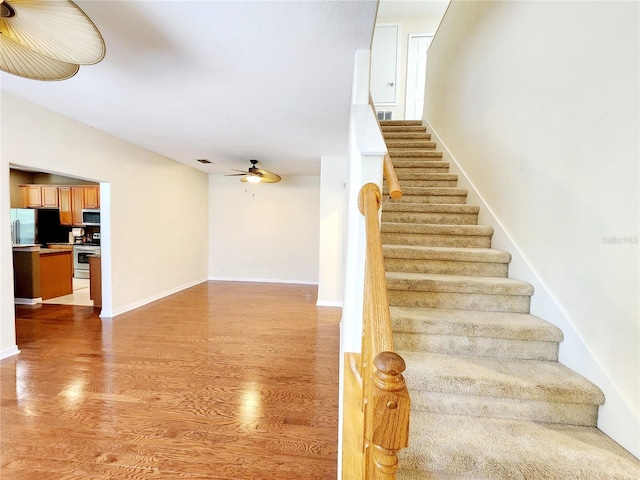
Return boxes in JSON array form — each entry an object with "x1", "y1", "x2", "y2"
[
  {"x1": 208, "y1": 174, "x2": 320, "y2": 285},
  {"x1": 424, "y1": 0, "x2": 639, "y2": 457},
  {"x1": 318, "y1": 156, "x2": 347, "y2": 307},
  {"x1": 1, "y1": 93, "x2": 209, "y2": 354}
]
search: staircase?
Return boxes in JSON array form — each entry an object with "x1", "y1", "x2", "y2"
[{"x1": 379, "y1": 120, "x2": 640, "y2": 479}]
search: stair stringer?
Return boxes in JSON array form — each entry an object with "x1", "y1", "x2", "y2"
[{"x1": 423, "y1": 118, "x2": 640, "y2": 459}]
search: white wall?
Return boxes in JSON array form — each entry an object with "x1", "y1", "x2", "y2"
[
  {"x1": 424, "y1": 0, "x2": 639, "y2": 456},
  {"x1": 373, "y1": 13, "x2": 445, "y2": 120},
  {"x1": 1, "y1": 93, "x2": 209, "y2": 354},
  {"x1": 208, "y1": 174, "x2": 320, "y2": 285},
  {"x1": 317, "y1": 155, "x2": 347, "y2": 307}
]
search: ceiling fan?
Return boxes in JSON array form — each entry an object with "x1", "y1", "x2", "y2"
[
  {"x1": 0, "y1": 0, "x2": 105, "y2": 81},
  {"x1": 226, "y1": 159, "x2": 281, "y2": 184}
]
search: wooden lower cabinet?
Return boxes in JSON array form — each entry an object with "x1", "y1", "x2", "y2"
[
  {"x1": 39, "y1": 250, "x2": 73, "y2": 300},
  {"x1": 89, "y1": 256, "x2": 101, "y2": 308}
]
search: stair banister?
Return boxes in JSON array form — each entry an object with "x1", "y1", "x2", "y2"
[
  {"x1": 368, "y1": 94, "x2": 402, "y2": 200},
  {"x1": 358, "y1": 182, "x2": 410, "y2": 479}
]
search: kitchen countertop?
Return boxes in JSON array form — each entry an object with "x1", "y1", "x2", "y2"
[
  {"x1": 39, "y1": 248, "x2": 73, "y2": 256},
  {"x1": 12, "y1": 244, "x2": 41, "y2": 252}
]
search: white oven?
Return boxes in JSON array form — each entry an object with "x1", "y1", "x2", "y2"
[{"x1": 73, "y1": 245, "x2": 100, "y2": 278}]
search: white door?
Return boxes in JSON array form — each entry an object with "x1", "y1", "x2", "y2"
[
  {"x1": 405, "y1": 35, "x2": 433, "y2": 120},
  {"x1": 371, "y1": 25, "x2": 398, "y2": 104}
]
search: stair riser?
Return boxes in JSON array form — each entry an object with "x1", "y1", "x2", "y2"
[
  {"x1": 381, "y1": 212, "x2": 478, "y2": 225},
  {"x1": 409, "y1": 391, "x2": 598, "y2": 426},
  {"x1": 382, "y1": 233, "x2": 491, "y2": 248},
  {"x1": 388, "y1": 291, "x2": 531, "y2": 313},
  {"x1": 384, "y1": 258, "x2": 508, "y2": 277},
  {"x1": 393, "y1": 332, "x2": 557, "y2": 361},
  {"x1": 390, "y1": 195, "x2": 468, "y2": 204}
]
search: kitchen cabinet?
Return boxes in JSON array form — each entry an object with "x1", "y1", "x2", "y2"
[
  {"x1": 20, "y1": 185, "x2": 59, "y2": 208},
  {"x1": 13, "y1": 246, "x2": 41, "y2": 302},
  {"x1": 84, "y1": 186, "x2": 100, "y2": 209},
  {"x1": 89, "y1": 256, "x2": 102, "y2": 308},
  {"x1": 19, "y1": 184, "x2": 99, "y2": 226},
  {"x1": 39, "y1": 249, "x2": 73, "y2": 300},
  {"x1": 58, "y1": 187, "x2": 73, "y2": 226},
  {"x1": 71, "y1": 187, "x2": 85, "y2": 226}
]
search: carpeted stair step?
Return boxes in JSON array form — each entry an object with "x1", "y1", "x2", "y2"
[
  {"x1": 381, "y1": 223, "x2": 493, "y2": 248},
  {"x1": 381, "y1": 204, "x2": 479, "y2": 225},
  {"x1": 383, "y1": 132, "x2": 432, "y2": 140},
  {"x1": 380, "y1": 120, "x2": 423, "y2": 126},
  {"x1": 384, "y1": 186, "x2": 468, "y2": 204},
  {"x1": 389, "y1": 149, "x2": 442, "y2": 158},
  {"x1": 399, "y1": 351, "x2": 604, "y2": 425},
  {"x1": 391, "y1": 307, "x2": 562, "y2": 360},
  {"x1": 398, "y1": 412, "x2": 640, "y2": 480},
  {"x1": 387, "y1": 272, "x2": 533, "y2": 313},
  {"x1": 386, "y1": 140, "x2": 438, "y2": 149},
  {"x1": 394, "y1": 161, "x2": 450, "y2": 174},
  {"x1": 383, "y1": 245, "x2": 511, "y2": 277},
  {"x1": 381, "y1": 125, "x2": 427, "y2": 133},
  {"x1": 385, "y1": 172, "x2": 458, "y2": 188}
]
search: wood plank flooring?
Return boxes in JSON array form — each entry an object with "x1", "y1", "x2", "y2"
[{"x1": 1, "y1": 281, "x2": 341, "y2": 479}]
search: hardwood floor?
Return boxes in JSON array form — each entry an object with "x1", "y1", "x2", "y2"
[{"x1": 1, "y1": 281, "x2": 341, "y2": 479}]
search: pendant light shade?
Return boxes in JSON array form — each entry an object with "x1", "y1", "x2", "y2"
[{"x1": 0, "y1": 0, "x2": 105, "y2": 81}]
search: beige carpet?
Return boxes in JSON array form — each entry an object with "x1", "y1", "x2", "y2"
[{"x1": 379, "y1": 120, "x2": 640, "y2": 479}]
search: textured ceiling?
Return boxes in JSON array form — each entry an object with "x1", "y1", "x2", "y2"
[{"x1": 1, "y1": 0, "x2": 379, "y2": 175}]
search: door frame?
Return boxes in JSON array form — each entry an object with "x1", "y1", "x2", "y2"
[
  {"x1": 405, "y1": 33, "x2": 434, "y2": 120},
  {"x1": 371, "y1": 22, "x2": 402, "y2": 106}
]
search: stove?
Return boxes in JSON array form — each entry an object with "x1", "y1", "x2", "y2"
[{"x1": 73, "y1": 244, "x2": 100, "y2": 278}]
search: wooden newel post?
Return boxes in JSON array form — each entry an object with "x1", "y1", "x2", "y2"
[{"x1": 367, "y1": 351, "x2": 410, "y2": 480}]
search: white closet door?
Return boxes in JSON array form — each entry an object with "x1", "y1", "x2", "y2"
[{"x1": 371, "y1": 25, "x2": 399, "y2": 104}]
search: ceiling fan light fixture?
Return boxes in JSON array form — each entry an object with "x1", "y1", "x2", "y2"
[{"x1": 246, "y1": 175, "x2": 261, "y2": 184}]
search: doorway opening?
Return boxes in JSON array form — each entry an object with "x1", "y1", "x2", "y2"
[{"x1": 9, "y1": 167, "x2": 106, "y2": 310}]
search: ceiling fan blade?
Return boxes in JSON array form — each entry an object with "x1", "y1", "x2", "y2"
[
  {"x1": 224, "y1": 173, "x2": 248, "y2": 177},
  {"x1": 0, "y1": 33, "x2": 79, "y2": 80},
  {"x1": 254, "y1": 169, "x2": 281, "y2": 183},
  {"x1": 0, "y1": 0, "x2": 105, "y2": 65}
]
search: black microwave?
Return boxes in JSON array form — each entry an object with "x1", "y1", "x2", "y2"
[{"x1": 82, "y1": 209, "x2": 100, "y2": 226}]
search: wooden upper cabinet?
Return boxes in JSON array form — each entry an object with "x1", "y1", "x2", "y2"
[
  {"x1": 84, "y1": 186, "x2": 100, "y2": 209},
  {"x1": 41, "y1": 186, "x2": 59, "y2": 208},
  {"x1": 71, "y1": 187, "x2": 85, "y2": 226},
  {"x1": 58, "y1": 187, "x2": 73, "y2": 226},
  {"x1": 20, "y1": 185, "x2": 58, "y2": 208},
  {"x1": 19, "y1": 184, "x2": 99, "y2": 225},
  {"x1": 21, "y1": 185, "x2": 42, "y2": 208}
]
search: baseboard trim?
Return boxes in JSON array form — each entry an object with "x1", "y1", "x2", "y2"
[
  {"x1": 0, "y1": 345, "x2": 20, "y2": 360},
  {"x1": 14, "y1": 297, "x2": 42, "y2": 305},
  {"x1": 316, "y1": 300, "x2": 343, "y2": 308},
  {"x1": 208, "y1": 276, "x2": 318, "y2": 286},
  {"x1": 425, "y1": 118, "x2": 640, "y2": 459},
  {"x1": 99, "y1": 278, "x2": 209, "y2": 319}
]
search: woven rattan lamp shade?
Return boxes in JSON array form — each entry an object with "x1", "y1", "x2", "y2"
[{"x1": 0, "y1": 0, "x2": 105, "y2": 81}]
